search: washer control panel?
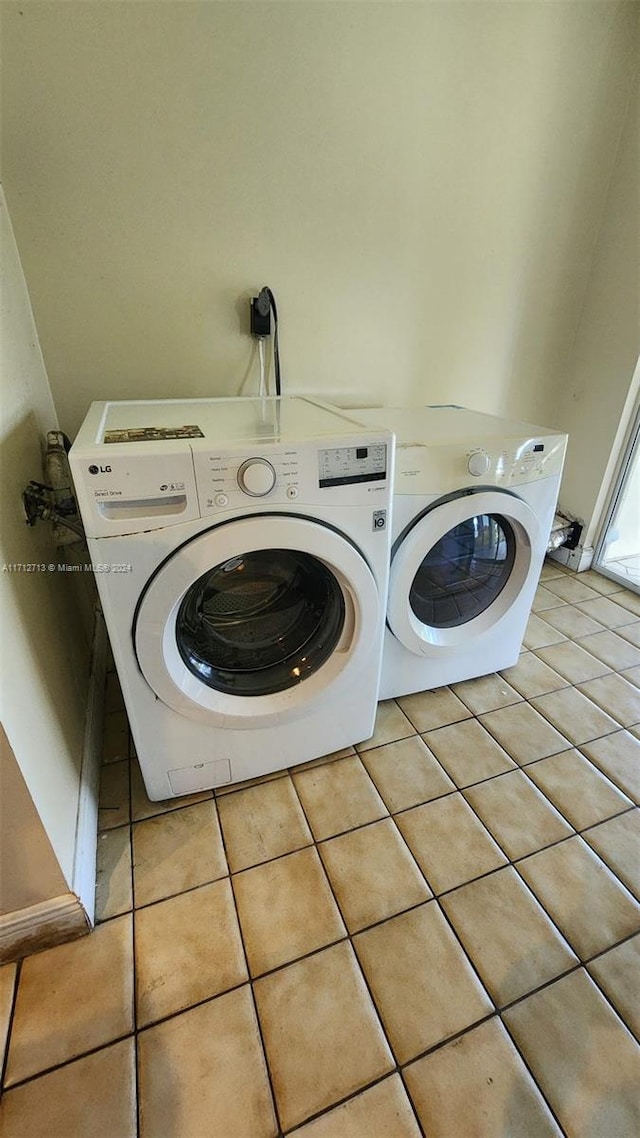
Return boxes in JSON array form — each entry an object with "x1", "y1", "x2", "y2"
[
  {"x1": 237, "y1": 458, "x2": 277, "y2": 496},
  {"x1": 194, "y1": 448, "x2": 300, "y2": 512},
  {"x1": 193, "y1": 437, "x2": 390, "y2": 514}
]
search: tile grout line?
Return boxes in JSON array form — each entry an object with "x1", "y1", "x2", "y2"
[
  {"x1": 215, "y1": 798, "x2": 286, "y2": 1138},
  {"x1": 497, "y1": 921, "x2": 640, "y2": 1125},
  {"x1": 368, "y1": 702, "x2": 640, "y2": 1043},
  {"x1": 363, "y1": 714, "x2": 584, "y2": 904},
  {"x1": 11, "y1": 583, "x2": 639, "y2": 1121},
  {"x1": 503, "y1": 755, "x2": 636, "y2": 843},
  {"x1": 401, "y1": 995, "x2": 569, "y2": 1138},
  {"x1": 118, "y1": 978, "x2": 256, "y2": 1047},
  {"x1": 221, "y1": 694, "x2": 629, "y2": 945},
  {"x1": 99, "y1": 784, "x2": 635, "y2": 939},
  {"x1": 581, "y1": 803, "x2": 640, "y2": 837},
  {"x1": 582, "y1": 936, "x2": 640, "y2": 1049},
  {"x1": 0, "y1": 958, "x2": 22, "y2": 1095},
  {"x1": 291, "y1": 753, "x2": 517, "y2": 1121},
  {"x1": 398, "y1": 705, "x2": 471, "y2": 738},
  {"x1": 497, "y1": 673, "x2": 571, "y2": 700},
  {"x1": 488, "y1": 693, "x2": 627, "y2": 761},
  {"x1": 508, "y1": 848, "x2": 640, "y2": 978},
  {"x1": 281, "y1": 1069, "x2": 429, "y2": 1138},
  {"x1": 93, "y1": 810, "x2": 633, "y2": 951},
  {"x1": 112, "y1": 600, "x2": 639, "y2": 824},
  {"x1": 127, "y1": 738, "x2": 142, "y2": 1138},
  {"x1": 419, "y1": 794, "x2": 628, "y2": 909},
  {"x1": 1, "y1": 1029, "x2": 138, "y2": 1095},
  {"x1": 8, "y1": 923, "x2": 639, "y2": 1102},
  {"x1": 110, "y1": 742, "x2": 635, "y2": 916},
  {"x1": 21, "y1": 719, "x2": 633, "y2": 1101},
  {"x1": 529, "y1": 652, "x2": 613, "y2": 685},
  {"x1": 285, "y1": 768, "x2": 429, "y2": 1138},
  {"x1": 505, "y1": 650, "x2": 639, "y2": 938},
  {"x1": 355, "y1": 728, "x2": 422, "y2": 757},
  {"x1": 441, "y1": 791, "x2": 578, "y2": 887},
  {"x1": 487, "y1": 664, "x2": 633, "y2": 1097},
  {"x1": 498, "y1": 1010, "x2": 570, "y2": 1137},
  {"x1": 528, "y1": 680, "x2": 635, "y2": 735},
  {"x1": 575, "y1": 746, "x2": 640, "y2": 804}
]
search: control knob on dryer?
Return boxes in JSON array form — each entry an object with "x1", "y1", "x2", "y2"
[
  {"x1": 467, "y1": 451, "x2": 491, "y2": 478},
  {"x1": 237, "y1": 458, "x2": 276, "y2": 496}
]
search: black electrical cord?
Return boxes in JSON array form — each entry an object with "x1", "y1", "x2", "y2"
[{"x1": 265, "y1": 287, "x2": 282, "y2": 396}]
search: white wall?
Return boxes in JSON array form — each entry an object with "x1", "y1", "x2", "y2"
[
  {"x1": 0, "y1": 725, "x2": 67, "y2": 915},
  {"x1": 551, "y1": 73, "x2": 639, "y2": 549},
  {"x1": 0, "y1": 188, "x2": 90, "y2": 886},
  {"x1": 1, "y1": 0, "x2": 637, "y2": 442}
]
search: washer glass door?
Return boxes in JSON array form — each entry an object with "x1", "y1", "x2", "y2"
[
  {"x1": 176, "y1": 548, "x2": 345, "y2": 696},
  {"x1": 134, "y1": 514, "x2": 380, "y2": 726},
  {"x1": 387, "y1": 490, "x2": 540, "y2": 656}
]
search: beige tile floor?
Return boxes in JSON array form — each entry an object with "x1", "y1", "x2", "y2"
[{"x1": 1, "y1": 561, "x2": 640, "y2": 1136}]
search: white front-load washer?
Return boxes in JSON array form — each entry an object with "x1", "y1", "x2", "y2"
[
  {"x1": 354, "y1": 406, "x2": 567, "y2": 699},
  {"x1": 70, "y1": 396, "x2": 394, "y2": 799}
]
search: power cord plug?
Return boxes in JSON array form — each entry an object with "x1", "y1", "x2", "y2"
[
  {"x1": 250, "y1": 288, "x2": 271, "y2": 338},
  {"x1": 250, "y1": 285, "x2": 282, "y2": 396}
]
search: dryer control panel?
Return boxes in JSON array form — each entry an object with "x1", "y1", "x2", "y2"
[{"x1": 395, "y1": 434, "x2": 567, "y2": 496}]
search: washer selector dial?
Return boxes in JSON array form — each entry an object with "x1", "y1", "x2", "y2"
[
  {"x1": 237, "y1": 458, "x2": 276, "y2": 496},
  {"x1": 467, "y1": 451, "x2": 491, "y2": 478}
]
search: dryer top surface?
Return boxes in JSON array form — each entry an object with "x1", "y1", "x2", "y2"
[
  {"x1": 354, "y1": 405, "x2": 566, "y2": 493},
  {"x1": 353, "y1": 405, "x2": 567, "y2": 448}
]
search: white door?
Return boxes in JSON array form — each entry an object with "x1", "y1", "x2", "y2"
[
  {"x1": 134, "y1": 515, "x2": 380, "y2": 726},
  {"x1": 593, "y1": 401, "x2": 640, "y2": 592},
  {"x1": 387, "y1": 490, "x2": 541, "y2": 656}
]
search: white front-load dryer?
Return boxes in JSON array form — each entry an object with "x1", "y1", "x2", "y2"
[
  {"x1": 354, "y1": 406, "x2": 567, "y2": 699},
  {"x1": 70, "y1": 396, "x2": 394, "y2": 798}
]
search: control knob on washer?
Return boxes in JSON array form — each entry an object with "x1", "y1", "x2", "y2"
[
  {"x1": 467, "y1": 451, "x2": 491, "y2": 478},
  {"x1": 237, "y1": 458, "x2": 276, "y2": 496}
]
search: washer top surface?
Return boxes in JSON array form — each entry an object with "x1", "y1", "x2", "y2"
[
  {"x1": 84, "y1": 396, "x2": 372, "y2": 449},
  {"x1": 354, "y1": 404, "x2": 565, "y2": 446},
  {"x1": 70, "y1": 396, "x2": 394, "y2": 538}
]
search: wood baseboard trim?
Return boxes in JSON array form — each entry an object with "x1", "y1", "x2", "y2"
[{"x1": 0, "y1": 893, "x2": 90, "y2": 963}]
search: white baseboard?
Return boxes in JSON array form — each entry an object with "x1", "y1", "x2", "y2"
[
  {"x1": 0, "y1": 894, "x2": 89, "y2": 963},
  {"x1": 548, "y1": 545, "x2": 594, "y2": 572},
  {"x1": 0, "y1": 615, "x2": 106, "y2": 963},
  {"x1": 71, "y1": 611, "x2": 108, "y2": 924}
]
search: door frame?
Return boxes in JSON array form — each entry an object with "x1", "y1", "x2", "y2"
[{"x1": 592, "y1": 396, "x2": 640, "y2": 594}]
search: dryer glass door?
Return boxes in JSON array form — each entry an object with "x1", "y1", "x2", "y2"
[
  {"x1": 409, "y1": 513, "x2": 516, "y2": 628},
  {"x1": 175, "y1": 549, "x2": 345, "y2": 696},
  {"x1": 388, "y1": 490, "x2": 540, "y2": 656}
]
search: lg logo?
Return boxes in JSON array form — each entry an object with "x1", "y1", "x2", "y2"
[{"x1": 89, "y1": 465, "x2": 112, "y2": 474}]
